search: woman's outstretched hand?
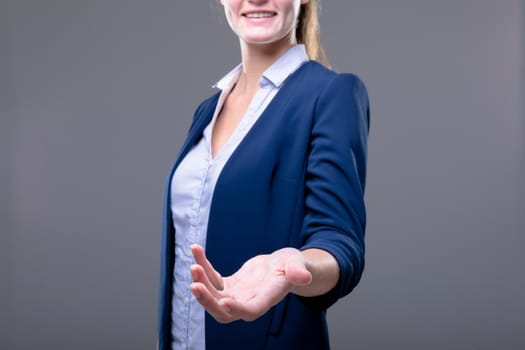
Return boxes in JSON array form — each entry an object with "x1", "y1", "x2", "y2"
[{"x1": 189, "y1": 244, "x2": 313, "y2": 324}]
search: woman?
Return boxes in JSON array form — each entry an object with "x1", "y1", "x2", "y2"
[{"x1": 158, "y1": 0, "x2": 370, "y2": 349}]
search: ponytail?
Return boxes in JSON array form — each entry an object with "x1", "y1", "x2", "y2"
[{"x1": 296, "y1": 0, "x2": 330, "y2": 67}]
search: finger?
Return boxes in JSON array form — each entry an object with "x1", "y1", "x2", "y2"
[
  {"x1": 190, "y1": 264, "x2": 223, "y2": 300},
  {"x1": 220, "y1": 287, "x2": 284, "y2": 322},
  {"x1": 219, "y1": 278, "x2": 288, "y2": 322},
  {"x1": 190, "y1": 244, "x2": 224, "y2": 290},
  {"x1": 190, "y1": 282, "x2": 236, "y2": 324},
  {"x1": 219, "y1": 297, "x2": 261, "y2": 322}
]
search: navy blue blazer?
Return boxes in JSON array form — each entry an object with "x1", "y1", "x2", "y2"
[{"x1": 158, "y1": 61, "x2": 370, "y2": 350}]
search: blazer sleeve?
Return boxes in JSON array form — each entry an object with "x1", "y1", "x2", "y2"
[{"x1": 300, "y1": 73, "x2": 370, "y2": 310}]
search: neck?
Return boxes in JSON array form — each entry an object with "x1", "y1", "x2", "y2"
[{"x1": 236, "y1": 36, "x2": 295, "y2": 96}]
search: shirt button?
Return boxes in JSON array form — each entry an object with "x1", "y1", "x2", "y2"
[{"x1": 184, "y1": 297, "x2": 189, "y2": 304}]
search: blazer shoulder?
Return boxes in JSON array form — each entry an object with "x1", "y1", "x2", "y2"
[
  {"x1": 294, "y1": 61, "x2": 369, "y2": 100},
  {"x1": 322, "y1": 72, "x2": 370, "y2": 109},
  {"x1": 297, "y1": 61, "x2": 337, "y2": 86}
]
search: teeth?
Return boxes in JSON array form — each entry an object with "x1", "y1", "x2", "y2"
[{"x1": 245, "y1": 12, "x2": 275, "y2": 18}]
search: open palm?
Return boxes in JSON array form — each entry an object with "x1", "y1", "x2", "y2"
[{"x1": 189, "y1": 244, "x2": 312, "y2": 323}]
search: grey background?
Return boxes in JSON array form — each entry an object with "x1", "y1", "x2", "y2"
[{"x1": 1, "y1": 0, "x2": 523, "y2": 349}]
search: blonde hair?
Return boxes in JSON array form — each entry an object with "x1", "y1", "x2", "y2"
[{"x1": 296, "y1": 0, "x2": 329, "y2": 66}]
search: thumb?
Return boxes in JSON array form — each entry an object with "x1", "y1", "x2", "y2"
[{"x1": 285, "y1": 259, "x2": 312, "y2": 286}]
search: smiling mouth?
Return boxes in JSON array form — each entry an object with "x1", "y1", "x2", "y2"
[{"x1": 243, "y1": 12, "x2": 277, "y2": 19}]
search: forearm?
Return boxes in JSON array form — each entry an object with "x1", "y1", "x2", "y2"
[{"x1": 291, "y1": 248, "x2": 340, "y2": 297}]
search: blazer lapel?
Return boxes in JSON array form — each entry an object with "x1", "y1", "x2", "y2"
[{"x1": 171, "y1": 93, "x2": 220, "y2": 171}]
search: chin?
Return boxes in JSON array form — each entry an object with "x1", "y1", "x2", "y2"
[{"x1": 243, "y1": 33, "x2": 291, "y2": 46}]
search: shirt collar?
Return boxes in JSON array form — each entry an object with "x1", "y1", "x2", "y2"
[{"x1": 213, "y1": 44, "x2": 309, "y2": 90}]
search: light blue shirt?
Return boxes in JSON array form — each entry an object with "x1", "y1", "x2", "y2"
[{"x1": 170, "y1": 45, "x2": 308, "y2": 350}]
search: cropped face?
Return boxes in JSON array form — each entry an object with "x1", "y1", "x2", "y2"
[{"x1": 220, "y1": 0, "x2": 309, "y2": 46}]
